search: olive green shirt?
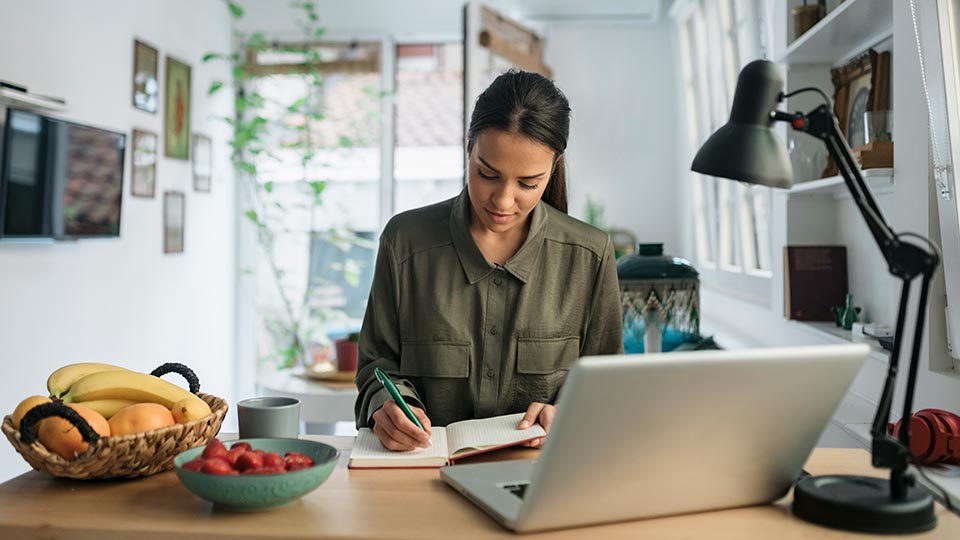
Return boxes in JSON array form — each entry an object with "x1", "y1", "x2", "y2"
[{"x1": 354, "y1": 189, "x2": 624, "y2": 428}]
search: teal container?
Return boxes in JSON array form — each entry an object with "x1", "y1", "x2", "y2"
[{"x1": 617, "y1": 243, "x2": 700, "y2": 353}]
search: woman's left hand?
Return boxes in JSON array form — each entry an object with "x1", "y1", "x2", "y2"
[{"x1": 517, "y1": 402, "x2": 556, "y2": 448}]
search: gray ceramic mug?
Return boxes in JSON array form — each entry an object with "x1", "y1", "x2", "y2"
[{"x1": 237, "y1": 397, "x2": 301, "y2": 439}]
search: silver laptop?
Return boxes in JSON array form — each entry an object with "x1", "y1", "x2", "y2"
[{"x1": 441, "y1": 344, "x2": 869, "y2": 532}]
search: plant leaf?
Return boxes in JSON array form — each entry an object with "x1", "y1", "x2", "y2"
[
  {"x1": 264, "y1": 181, "x2": 274, "y2": 193},
  {"x1": 228, "y1": 2, "x2": 244, "y2": 18},
  {"x1": 208, "y1": 81, "x2": 224, "y2": 95},
  {"x1": 202, "y1": 53, "x2": 219, "y2": 63}
]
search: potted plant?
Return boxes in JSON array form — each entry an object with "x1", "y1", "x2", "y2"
[{"x1": 335, "y1": 332, "x2": 360, "y2": 373}]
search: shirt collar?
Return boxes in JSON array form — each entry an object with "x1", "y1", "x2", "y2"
[{"x1": 449, "y1": 188, "x2": 549, "y2": 285}]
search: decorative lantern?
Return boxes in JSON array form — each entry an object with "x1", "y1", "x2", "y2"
[{"x1": 617, "y1": 243, "x2": 700, "y2": 353}]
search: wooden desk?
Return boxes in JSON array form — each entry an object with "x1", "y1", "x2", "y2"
[{"x1": 0, "y1": 438, "x2": 957, "y2": 540}]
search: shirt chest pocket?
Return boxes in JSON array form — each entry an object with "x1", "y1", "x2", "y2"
[
  {"x1": 399, "y1": 341, "x2": 471, "y2": 378},
  {"x1": 516, "y1": 336, "x2": 580, "y2": 374}
]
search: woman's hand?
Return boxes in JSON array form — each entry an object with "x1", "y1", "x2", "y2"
[
  {"x1": 517, "y1": 402, "x2": 556, "y2": 448},
  {"x1": 372, "y1": 400, "x2": 433, "y2": 451}
]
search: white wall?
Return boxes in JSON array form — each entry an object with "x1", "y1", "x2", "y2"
[
  {"x1": 543, "y1": 22, "x2": 679, "y2": 252},
  {"x1": 0, "y1": 0, "x2": 236, "y2": 481}
]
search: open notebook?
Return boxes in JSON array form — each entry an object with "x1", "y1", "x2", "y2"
[{"x1": 348, "y1": 413, "x2": 547, "y2": 469}]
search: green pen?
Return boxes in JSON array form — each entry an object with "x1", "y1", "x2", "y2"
[{"x1": 375, "y1": 367, "x2": 431, "y2": 446}]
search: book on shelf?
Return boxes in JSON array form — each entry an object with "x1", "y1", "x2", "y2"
[
  {"x1": 784, "y1": 245, "x2": 848, "y2": 321},
  {"x1": 348, "y1": 413, "x2": 546, "y2": 469}
]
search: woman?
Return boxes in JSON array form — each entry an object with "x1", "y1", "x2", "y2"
[{"x1": 355, "y1": 70, "x2": 623, "y2": 451}]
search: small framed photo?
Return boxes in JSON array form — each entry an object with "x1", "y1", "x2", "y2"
[
  {"x1": 132, "y1": 39, "x2": 159, "y2": 113},
  {"x1": 131, "y1": 129, "x2": 158, "y2": 198},
  {"x1": 163, "y1": 191, "x2": 185, "y2": 254},
  {"x1": 192, "y1": 134, "x2": 212, "y2": 192},
  {"x1": 830, "y1": 49, "x2": 891, "y2": 148},
  {"x1": 164, "y1": 55, "x2": 192, "y2": 160}
]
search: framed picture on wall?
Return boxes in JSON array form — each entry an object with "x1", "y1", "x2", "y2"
[
  {"x1": 131, "y1": 129, "x2": 158, "y2": 197},
  {"x1": 164, "y1": 55, "x2": 191, "y2": 160},
  {"x1": 132, "y1": 39, "x2": 159, "y2": 113},
  {"x1": 163, "y1": 191, "x2": 185, "y2": 253},
  {"x1": 192, "y1": 134, "x2": 212, "y2": 192}
]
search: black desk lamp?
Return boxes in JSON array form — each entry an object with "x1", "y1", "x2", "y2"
[{"x1": 692, "y1": 60, "x2": 940, "y2": 534}]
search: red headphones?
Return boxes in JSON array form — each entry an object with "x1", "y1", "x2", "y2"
[{"x1": 888, "y1": 408, "x2": 960, "y2": 466}]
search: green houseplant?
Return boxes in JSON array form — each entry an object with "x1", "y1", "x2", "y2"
[{"x1": 206, "y1": 0, "x2": 376, "y2": 369}]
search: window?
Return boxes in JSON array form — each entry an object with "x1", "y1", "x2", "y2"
[
  {"x1": 672, "y1": 0, "x2": 772, "y2": 301},
  {"x1": 393, "y1": 43, "x2": 465, "y2": 214},
  {"x1": 245, "y1": 40, "x2": 465, "y2": 367}
]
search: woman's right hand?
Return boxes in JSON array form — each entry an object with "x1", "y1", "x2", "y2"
[{"x1": 372, "y1": 400, "x2": 433, "y2": 451}]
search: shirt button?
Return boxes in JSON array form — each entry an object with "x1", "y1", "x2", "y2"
[
  {"x1": 494, "y1": 277, "x2": 503, "y2": 287},
  {"x1": 490, "y1": 326, "x2": 498, "y2": 335},
  {"x1": 487, "y1": 369, "x2": 495, "y2": 378}
]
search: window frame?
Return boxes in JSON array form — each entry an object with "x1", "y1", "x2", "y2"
[{"x1": 671, "y1": 0, "x2": 773, "y2": 305}]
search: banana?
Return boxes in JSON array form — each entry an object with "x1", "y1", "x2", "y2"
[
  {"x1": 47, "y1": 362, "x2": 130, "y2": 398},
  {"x1": 61, "y1": 370, "x2": 195, "y2": 408},
  {"x1": 78, "y1": 398, "x2": 139, "y2": 419}
]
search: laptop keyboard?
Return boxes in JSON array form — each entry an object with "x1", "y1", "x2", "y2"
[{"x1": 501, "y1": 482, "x2": 530, "y2": 499}]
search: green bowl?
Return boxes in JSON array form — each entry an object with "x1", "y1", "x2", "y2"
[{"x1": 174, "y1": 438, "x2": 339, "y2": 511}]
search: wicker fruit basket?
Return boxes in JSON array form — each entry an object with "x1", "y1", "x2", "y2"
[{"x1": 1, "y1": 365, "x2": 227, "y2": 480}]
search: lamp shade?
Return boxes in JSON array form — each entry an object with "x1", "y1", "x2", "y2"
[{"x1": 691, "y1": 60, "x2": 794, "y2": 189}]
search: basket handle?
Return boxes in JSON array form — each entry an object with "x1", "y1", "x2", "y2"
[
  {"x1": 149, "y1": 362, "x2": 201, "y2": 394},
  {"x1": 19, "y1": 402, "x2": 101, "y2": 445}
]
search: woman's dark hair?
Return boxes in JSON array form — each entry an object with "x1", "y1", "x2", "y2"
[{"x1": 467, "y1": 70, "x2": 571, "y2": 214}]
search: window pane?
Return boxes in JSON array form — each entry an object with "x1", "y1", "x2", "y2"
[
  {"x1": 751, "y1": 186, "x2": 772, "y2": 272},
  {"x1": 717, "y1": 180, "x2": 740, "y2": 269},
  {"x1": 736, "y1": 182, "x2": 758, "y2": 271},
  {"x1": 251, "y1": 43, "x2": 382, "y2": 366},
  {"x1": 394, "y1": 43, "x2": 465, "y2": 214}
]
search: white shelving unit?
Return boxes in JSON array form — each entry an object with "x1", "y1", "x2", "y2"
[
  {"x1": 779, "y1": 0, "x2": 894, "y2": 64},
  {"x1": 787, "y1": 168, "x2": 894, "y2": 198},
  {"x1": 789, "y1": 320, "x2": 891, "y2": 363}
]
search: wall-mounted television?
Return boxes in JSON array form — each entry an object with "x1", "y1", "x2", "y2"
[{"x1": 0, "y1": 108, "x2": 126, "y2": 239}]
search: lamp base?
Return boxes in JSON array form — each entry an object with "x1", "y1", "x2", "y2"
[{"x1": 792, "y1": 475, "x2": 936, "y2": 534}]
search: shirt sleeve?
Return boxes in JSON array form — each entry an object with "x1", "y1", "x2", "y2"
[
  {"x1": 354, "y1": 238, "x2": 425, "y2": 428},
  {"x1": 581, "y1": 235, "x2": 625, "y2": 356}
]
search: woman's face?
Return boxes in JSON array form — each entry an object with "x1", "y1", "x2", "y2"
[{"x1": 466, "y1": 129, "x2": 555, "y2": 235}]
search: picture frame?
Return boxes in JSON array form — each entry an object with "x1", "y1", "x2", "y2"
[
  {"x1": 830, "y1": 49, "x2": 891, "y2": 149},
  {"x1": 164, "y1": 55, "x2": 192, "y2": 160},
  {"x1": 132, "y1": 39, "x2": 159, "y2": 113},
  {"x1": 192, "y1": 134, "x2": 212, "y2": 192},
  {"x1": 131, "y1": 129, "x2": 158, "y2": 198},
  {"x1": 163, "y1": 191, "x2": 185, "y2": 254}
]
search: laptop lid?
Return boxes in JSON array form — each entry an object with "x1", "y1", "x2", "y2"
[{"x1": 511, "y1": 344, "x2": 869, "y2": 532}]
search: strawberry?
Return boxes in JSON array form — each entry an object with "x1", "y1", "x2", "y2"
[
  {"x1": 262, "y1": 452, "x2": 287, "y2": 470},
  {"x1": 234, "y1": 451, "x2": 264, "y2": 471},
  {"x1": 284, "y1": 452, "x2": 314, "y2": 467},
  {"x1": 181, "y1": 458, "x2": 204, "y2": 472},
  {"x1": 201, "y1": 439, "x2": 228, "y2": 461},
  {"x1": 226, "y1": 446, "x2": 246, "y2": 466},
  {"x1": 200, "y1": 458, "x2": 233, "y2": 475},
  {"x1": 242, "y1": 466, "x2": 286, "y2": 475}
]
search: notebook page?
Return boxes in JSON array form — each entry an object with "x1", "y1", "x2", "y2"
[
  {"x1": 351, "y1": 427, "x2": 448, "y2": 462},
  {"x1": 446, "y1": 413, "x2": 546, "y2": 457}
]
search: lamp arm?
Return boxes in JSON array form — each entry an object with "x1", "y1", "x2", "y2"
[{"x1": 776, "y1": 104, "x2": 941, "y2": 500}]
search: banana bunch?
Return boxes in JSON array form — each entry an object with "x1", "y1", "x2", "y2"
[{"x1": 44, "y1": 362, "x2": 211, "y2": 421}]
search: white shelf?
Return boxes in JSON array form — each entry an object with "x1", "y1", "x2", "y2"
[
  {"x1": 778, "y1": 0, "x2": 894, "y2": 64},
  {"x1": 789, "y1": 321, "x2": 891, "y2": 363},
  {"x1": 0, "y1": 86, "x2": 66, "y2": 112},
  {"x1": 787, "y1": 168, "x2": 893, "y2": 198}
]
